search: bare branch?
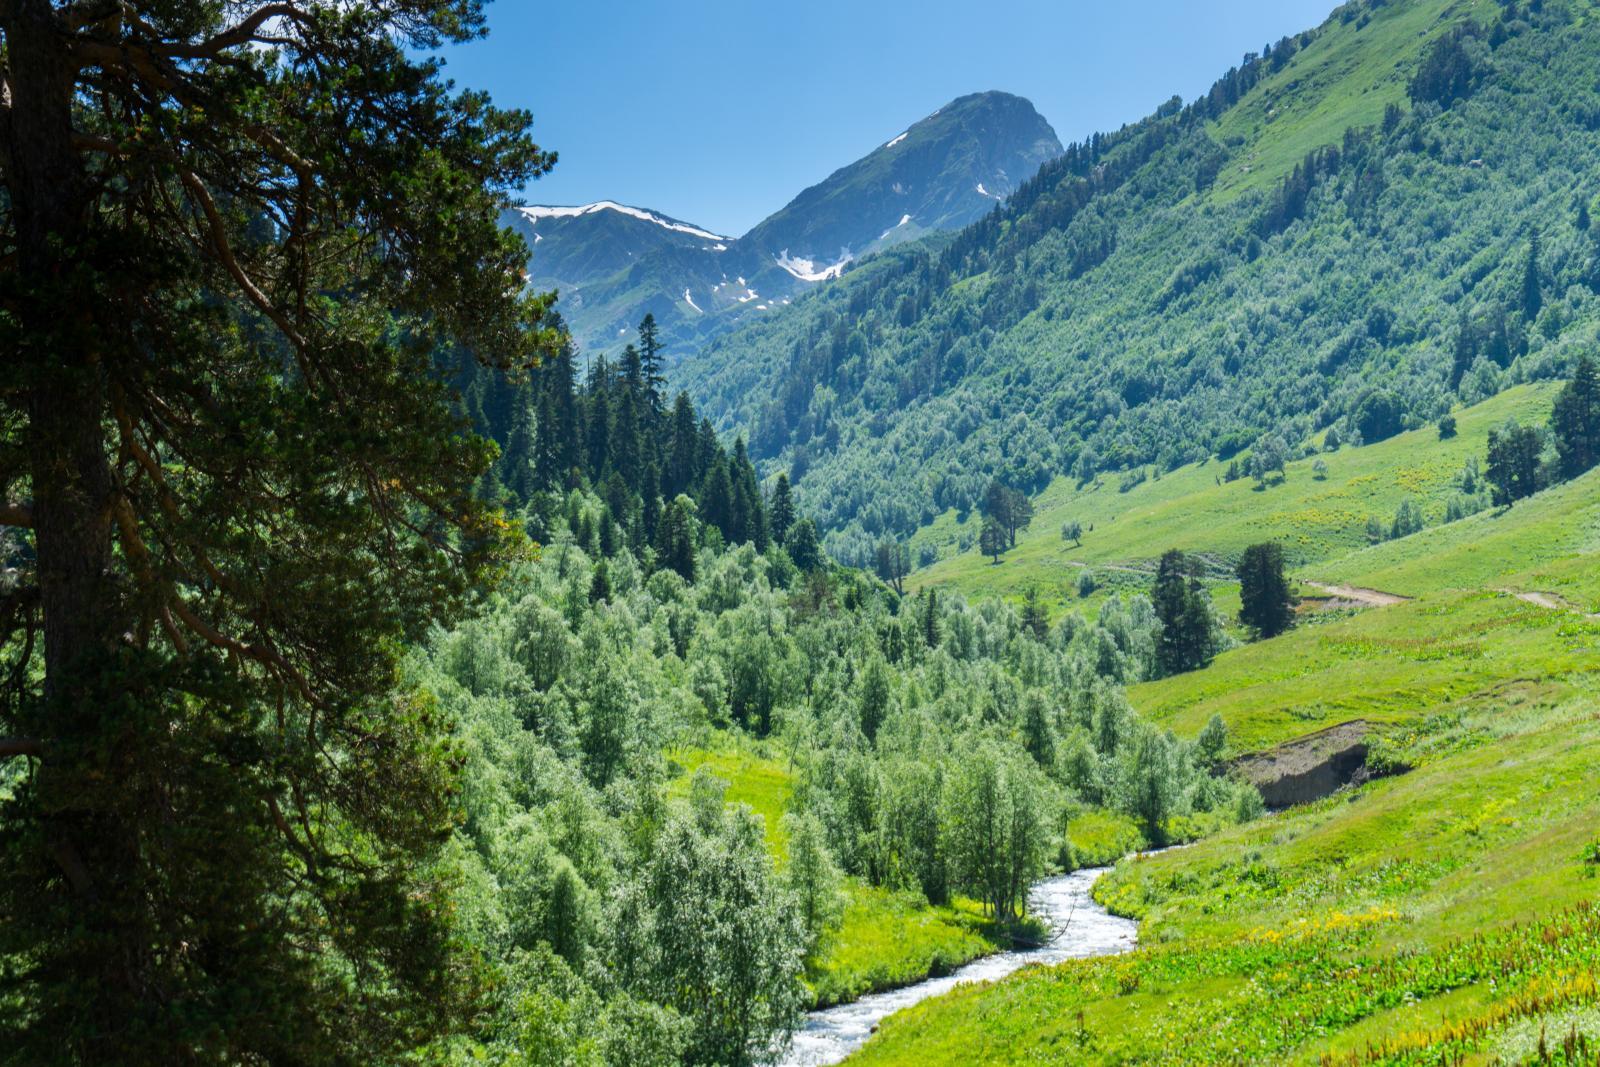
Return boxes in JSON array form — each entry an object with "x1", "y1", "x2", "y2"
[{"x1": 170, "y1": 4, "x2": 307, "y2": 59}]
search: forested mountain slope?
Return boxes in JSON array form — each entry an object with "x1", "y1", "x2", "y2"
[{"x1": 677, "y1": 0, "x2": 1600, "y2": 565}]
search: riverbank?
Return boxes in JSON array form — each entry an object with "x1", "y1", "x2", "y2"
[{"x1": 782, "y1": 866, "x2": 1141, "y2": 1066}]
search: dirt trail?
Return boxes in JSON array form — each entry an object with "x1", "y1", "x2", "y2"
[
  {"x1": 1301, "y1": 581, "x2": 1411, "y2": 607},
  {"x1": 1494, "y1": 588, "x2": 1600, "y2": 619}
]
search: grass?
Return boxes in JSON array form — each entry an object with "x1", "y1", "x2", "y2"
[
  {"x1": 845, "y1": 381, "x2": 1600, "y2": 1063},
  {"x1": 665, "y1": 734, "x2": 1018, "y2": 1007},
  {"x1": 808, "y1": 885, "x2": 1008, "y2": 1008},
  {"x1": 908, "y1": 383, "x2": 1558, "y2": 619},
  {"x1": 1207, "y1": 0, "x2": 1500, "y2": 202},
  {"x1": 666, "y1": 741, "x2": 795, "y2": 858},
  {"x1": 847, "y1": 680, "x2": 1600, "y2": 1065}
]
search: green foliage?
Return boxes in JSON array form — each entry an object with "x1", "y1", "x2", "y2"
[
  {"x1": 681, "y1": 0, "x2": 1597, "y2": 569},
  {"x1": 782, "y1": 813, "x2": 846, "y2": 963},
  {"x1": 1486, "y1": 419, "x2": 1547, "y2": 504},
  {"x1": 1236, "y1": 542, "x2": 1295, "y2": 639},
  {"x1": 1151, "y1": 550, "x2": 1223, "y2": 676},
  {"x1": 1, "y1": 4, "x2": 561, "y2": 1060},
  {"x1": 612, "y1": 781, "x2": 806, "y2": 1067},
  {"x1": 1551, "y1": 354, "x2": 1600, "y2": 478},
  {"x1": 410, "y1": 493, "x2": 1259, "y2": 1058}
]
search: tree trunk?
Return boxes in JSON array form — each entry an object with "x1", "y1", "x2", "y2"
[
  {"x1": 6, "y1": 3, "x2": 122, "y2": 698},
  {"x1": 5, "y1": 0, "x2": 142, "y2": 1038}
]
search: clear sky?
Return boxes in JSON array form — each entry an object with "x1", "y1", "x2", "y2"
[{"x1": 438, "y1": 1, "x2": 1338, "y2": 238}]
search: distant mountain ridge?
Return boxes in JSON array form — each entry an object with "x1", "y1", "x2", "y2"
[
  {"x1": 675, "y1": 0, "x2": 1600, "y2": 565},
  {"x1": 507, "y1": 91, "x2": 1062, "y2": 358}
]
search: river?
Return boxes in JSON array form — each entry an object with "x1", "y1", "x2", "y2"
[{"x1": 778, "y1": 865, "x2": 1139, "y2": 1065}]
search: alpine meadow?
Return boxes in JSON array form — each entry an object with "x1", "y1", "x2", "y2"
[{"x1": 3, "y1": 1, "x2": 1600, "y2": 1066}]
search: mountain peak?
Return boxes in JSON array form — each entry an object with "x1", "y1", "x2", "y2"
[
  {"x1": 509, "y1": 91, "x2": 1063, "y2": 358},
  {"x1": 515, "y1": 201, "x2": 731, "y2": 244}
]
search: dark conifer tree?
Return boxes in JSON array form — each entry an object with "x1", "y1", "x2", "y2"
[
  {"x1": 1552, "y1": 355, "x2": 1600, "y2": 479},
  {"x1": 769, "y1": 474, "x2": 797, "y2": 546},
  {"x1": 700, "y1": 456, "x2": 736, "y2": 541},
  {"x1": 1486, "y1": 422, "x2": 1546, "y2": 505},
  {"x1": 612, "y1": 385, "x2": 643, "y2": 491},
  {"x1": 638, "y1": 313, "x2": 667, "y2": 416},
  {"x1": 1522, "y1": 233, "x2": 1543, "y2": 322},
  {"x1": 1237, "y1": 542, "x2": 1295, "y2": 638},
  {"x1": 657, "y1": 497, "x2": 699, "y2": 581},
  {"x1": 589, "y1": 560, "x2": 612, "y2": 604},
  {"x1": 979, "y1": 516, "x2": 1007, "y2": 562},
  {"x1": 585, "y1": 356, "x2": 613, "y2": 476},
  {"x1": 1020, "y1": 586, "x2": 1050, "y2": 640},
  {"x1": 666, "y1": 393, "x2": 701, "y2": 499},
  {"x1": 499, "y1": 393, "x2": 537, "y2": 501},
  {"x1": 788, "y1": 519, "x2": 824, "y2": 572}
]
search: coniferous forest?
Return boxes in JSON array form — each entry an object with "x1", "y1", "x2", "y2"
[{"x1": 7, "y1": 2, "x2": 1600, "y2": 1066}]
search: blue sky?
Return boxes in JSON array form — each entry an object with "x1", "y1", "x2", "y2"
[{"x1": 439, "y1": 1, "x2": 1338, "y2": 237}]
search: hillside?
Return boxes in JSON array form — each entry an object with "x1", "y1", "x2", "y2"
[
  {"x1": 677, "y1": 0, "x2": 1600, "y2": 568},
  {"x1": 843, "y1": 457, "x2": 1600, "y2": 1063},
  {"x1": 830, "y1": 315, "x2": 1600, "y2": 1062},
  {"x1": 516, "y1": 91, "x2": 1062, "y2": 360}
]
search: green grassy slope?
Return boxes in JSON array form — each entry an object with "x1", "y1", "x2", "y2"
[
  {"x1": 909, "y1": 383, "x2": 1557, "y2": 610},
  {"x1": 849, "y1": 677, "x2": 1600, "y2": 1064},
  {"x1": 1209, "y1": 0, "x2": 1499, "y2": 200},
  {"x1": 845, "y1": 455, "x2": 1600, "y2": 1063}
]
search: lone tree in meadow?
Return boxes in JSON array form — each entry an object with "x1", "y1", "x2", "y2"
[
  {"x1": 1552, "y1": 355, "x2": 1600, "y2": 480},
  {"x1": 1237, "y1": 542, "x2": 1296, "y2": 638},
  {"x1": 1151, "y1": 549, "x2": 1221, "y2": 675},
  {"x1": 983, "y1": 478, "x2": 1033, "y2": 547},
  {"x1": 875, "y1": 538, "x2": 911, "y2": 594},
  {"x1": 0, "y1": 3, "x2": 563, "y2": 1061},
  {"x1": 979, "y1": 515, "x2": 1008, "y2": 563},
  {"x1": 1062, "y1": 519, "x2": 1084, "y2": 546},
  {"x1": 1485, "y1": 420, "x2": 1546, "y2": 505}
]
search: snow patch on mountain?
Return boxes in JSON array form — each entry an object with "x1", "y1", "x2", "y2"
[
  {"x1": 879, "y1": 214, "x2": 913, "y2": 240},
  {"x1": 516, "y1": 201, "x2": 730, "y2": 242},
  {"x1": 976, "y1": 183, "x2": 1003, "y2": 200},
  {"x1": 885, "y1": 131, "x2": 908, "y2": 148},
  {"x1": 683, "y1": 288, "x2": 702, "y2": 313},
  {"x1": 775, "y1": 250, "x2": 850, "y2": 282}
]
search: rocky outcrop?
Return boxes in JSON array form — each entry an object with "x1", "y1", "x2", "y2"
[{"x1": 1230, "y1": 720, "x2": 1372, "y2": 808}]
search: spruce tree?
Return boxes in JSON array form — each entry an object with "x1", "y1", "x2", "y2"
[
  {"x1": 700, "y1": 456, "x2": 736, "y2": 541},
  {"x1": 638, "y1": 313, "x2": 668, "y2": 416},
  {"x1": 1237, "y1": 542, "x2": 1295, "y2": 638},
  {"x1": 1522, "y1": 233, "x2": 1543, "y2": 321},
  {"x1": 1551, "y1": 355, "x2": 1600, "y2": 479},
  {"x1": 769, "y1": 473, "x2": 797, "y2": 545},
  {"x1": 1020, "y1": 586, "x2": 1050, "y2": 640},
  {"x1": 788, "y1": 519, "x2": 824, "y2": 572},
  {"x1": 666, "y1": 392, "x2": 701, "y2": 498},
  {"x1": 585, "y1": 357, "x2": 613, "y2": 477},
  {"x1": 979, "y1": 516, "x2": 1007, "y2": 562},
  {"x1": 922, "y1": 589, "x2": 942, "y2": 649},
  {"x1": 657, "y1": 496, "x2": 699, "y2": 582}
]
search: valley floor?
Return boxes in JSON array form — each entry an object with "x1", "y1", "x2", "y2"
[{"x1": 844, "y1": 398, "x2": 1600, "y2": 1063}]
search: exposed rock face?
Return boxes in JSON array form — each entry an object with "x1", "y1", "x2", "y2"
[{"x1": 1231, "y1": 720, "x2": 1372, "y2": 808}]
